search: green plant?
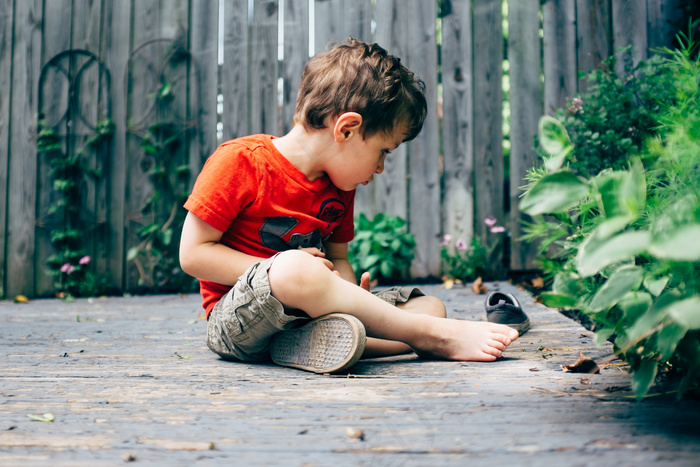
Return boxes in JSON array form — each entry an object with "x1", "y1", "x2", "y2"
[
  {"x1": 550, "y1": 47, "x2": 677, "y2": 177},
  {"x1": 519, "y1": 23, "x2": 700, "y2": 399},
  {"x1": 440, "y1": 217, "x2": 507, "y2": 283},
  {"x1": 348, "y1": 213, "x2": 416, "y2": 284},
  {"x1": 126, "y1": 113, "x2": 196, "y2": 292},
  {"x1": 38, "y1": 118, "x2": 114, "y2": 298}
]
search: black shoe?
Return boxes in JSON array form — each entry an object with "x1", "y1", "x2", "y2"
[{"x1": 485, "y1": 292, "x2": 531, "y2": 334}]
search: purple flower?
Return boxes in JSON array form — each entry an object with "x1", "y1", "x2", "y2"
[
  {"x1": 490, "y1": 226, "x2": 506, "y2": 233},
  {"x1": 568, "y1": 96, "x2": 583, "y2": 114},
  {"x1": 66, "y1": 265, "x2": 75, "y2": 275},
  {"x1": 484, "y1": 216, "x2": 497, "y2": 227},
  {"x1": 79, "y1": 256, "x2": 91, "y2": 265},
  {"x1": 440, "y1": 234, "x2": 452, "y2": 247},
  {"x1": 60, "y1": 263, "x2": 71, "y2": 273},
  {"x1": 455, "y1": 239, "x2": 468, "y2": 252}
]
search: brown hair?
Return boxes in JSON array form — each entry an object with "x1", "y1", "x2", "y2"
[{"x1": 294, "y1": 37, "x2": 427, "y2": 142}]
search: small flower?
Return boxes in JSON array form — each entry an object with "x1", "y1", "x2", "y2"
[
  {"x1": 66, "y1": 265, "x2": 75, "y2": 275},
  {"x1": 79, "y1": 256, "x2": 91, "y2": 265},
  {"x1": 455, "y1": 239, "x2": 468, "y2": 252},
  {"x1": 440, "y1": 234, "x2": 452, "y2": 247},
  {"x1": 490, "y1": 226, "x2": 506, "y2": 233},
  {"x1": 568, "y1": 96, "x2": 583, "y2": 114},
  {"x1": 484, "y1": 216, "x2": 497, "y2": 227},
  {"x1": 60, "y1": 263, "x2": 71, "y2": 273}
]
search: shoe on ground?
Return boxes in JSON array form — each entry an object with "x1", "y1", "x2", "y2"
[
  {"x1": 270, "y1": 313, "x2": 366, "y2": 374},
  {"x1": 485, "y1": 291, "x2": 531, "y2": 335}
]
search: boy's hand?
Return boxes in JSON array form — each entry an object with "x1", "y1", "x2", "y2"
[
  {"x1": 359, "y1": 271, "x2": 371, "y2": 292},
  {"x1": 297, "y1": 247, "x2": 334, "y2": 271}
]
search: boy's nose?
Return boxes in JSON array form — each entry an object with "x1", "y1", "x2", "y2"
[{"x1": 376, "y1": 160, "x2": 385, "y2": 174}]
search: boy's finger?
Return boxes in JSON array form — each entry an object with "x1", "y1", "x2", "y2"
[{"x1": 359, "y1": 272, "x2": 371, "y2": 292}]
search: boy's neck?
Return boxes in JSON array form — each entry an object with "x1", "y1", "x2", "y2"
[{"x1": 272, "y1": 125, "x2": 333, "y2": 182}]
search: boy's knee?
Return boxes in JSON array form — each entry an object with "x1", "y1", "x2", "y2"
[
  {"x1": 268, "y1": 250, "x2": 330, "y2": 296},
  {"x1": 424, "y1": 296, "x2": 447, "y2": 318}
]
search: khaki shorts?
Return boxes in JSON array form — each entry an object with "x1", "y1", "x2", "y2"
[{"x1": 206, "y1": 254, "x2": 424, "y2": 362}]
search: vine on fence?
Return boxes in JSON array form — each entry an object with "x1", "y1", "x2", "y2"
[{"x1": 37, "y1": 118, "x2": 114, "y2": 298}]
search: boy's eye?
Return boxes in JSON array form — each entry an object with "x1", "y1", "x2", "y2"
[{"x1": 382, "y1": 149, "x2": 391, "y2": 156}]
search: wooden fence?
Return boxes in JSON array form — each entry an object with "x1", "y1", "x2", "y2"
[{"x1": 0, "y1": 0, "x2": 691, "y2": 299}]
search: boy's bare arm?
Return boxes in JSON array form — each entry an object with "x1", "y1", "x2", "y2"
[
  {"x1": 179, "y1": 212, "x2": 264, "y2": 285},
  {"x1": 325, "y1": 241, "x2": 357, "y2": 284}
]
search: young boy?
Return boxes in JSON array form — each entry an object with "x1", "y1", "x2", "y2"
[{"x1": 179, "y1": 38, "x2": 518, "y2": 374}]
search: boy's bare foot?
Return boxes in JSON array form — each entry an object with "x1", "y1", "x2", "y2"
[{"x1": 412, "y1": 317, "x2": 519, "y2": 362}]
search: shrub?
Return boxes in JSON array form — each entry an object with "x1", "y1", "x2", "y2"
[
  {"x1": 519, "y1": 25, "x2": 700, "y2": 399},
  {"x1": 348, "y1": 213, "x2": 416, "y2": 284}
]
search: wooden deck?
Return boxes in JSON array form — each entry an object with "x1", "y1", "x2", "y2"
[{"x1": 2, "y1": 282, "x2": 699, "y2": 466}]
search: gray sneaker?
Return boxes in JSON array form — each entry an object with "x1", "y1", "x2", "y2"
[
  {"x1": 485, "y1": 292, "x2": 531, "y2": 334},
  {"x1": 270, "y1": 313, "x2": 366, "y2": 373}
]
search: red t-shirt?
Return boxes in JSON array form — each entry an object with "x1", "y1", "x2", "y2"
[{"x1": 184, "y1": 134, "x2": 356, "y2": 316}]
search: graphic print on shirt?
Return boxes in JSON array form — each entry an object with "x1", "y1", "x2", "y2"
[{"x1": 259, "y1": 198, "x2": 347, "y2": 252}]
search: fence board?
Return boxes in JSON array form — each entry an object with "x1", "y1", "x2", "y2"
[
  {"x1": 222, "y1": 0, "x2": 250, "y2": 140},
  {"x1": 406, "y1": 0, "x2": 440, "y2": 279},
  {"x1": 0, "y1": 0, "x2": 13, "y2": 298},
  {"x1": 34, "y1": 0, "x2": 72, "y2": 296},
  {"x1": 543, "y1": 0, "x2": 577, "y2": 114},
  {"x1": 647, "y1": 0, "x2": 686, "y2": 50},
  {"x1": 508, "y1": 0, "x2": 541, "y2": 270},
  {"x1": 441, "y1": 0, "x2": 475, "y2": 249},
  {"x1": 282, "y1": 0, "x2": 309, "y2": 135},
  {"x1": 613, "y1": 0, "x2": 648, "y2": 75},
  {"x1": 190, "y1": 0, "x2": 220, "y2": 173},
  {"x1": 473, "y1": 0, "x2": 504, "y2": 274},
  {"x1": 369, "y1": 0, "x2": 409, "y2": 221},
  {"x1": 102, "y1": 0, "x2": 132, "y2": 292},
  {"x1": 6, "y1": 0, "x2": 44, "y2": 297},
  {"x1": 576, "y1": 0, "x2": 612, "y2": 92},
  {"x1": 343, "y1": 0, "x2": 373, "y2": 43},
  {"x1": 250, "y1": 0, "x2": 279, "y2": 135}
]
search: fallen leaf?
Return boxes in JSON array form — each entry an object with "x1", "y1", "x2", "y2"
[
  {"x1": 14, "y1": 295, "x2": 29, "y2": 304},
  {"x1": 442, "y1": 278, "x2": 455, "y2": 290},
  {"x1": 122, "y1": 452, "x2": 136, "y2": 462},
  {"x1": 346, "y1": 427, "x2": 364, "y2": 440},
  {"x1": 174, "y1": 352, "x2": 191, "y2": 359},
  {"x1": 529, "y1": 368, "x2": 540, "y2": 372},
  {"x1": 530, "y1": 277, "x2": 544, "y2": 288},
  {"x1": 471, "y1": 277, "x2": 488, "y2": 294},
  {"x1": 561, "y1": 352, "x2": 600, "y2": 374},
  {"x1": 27, "y1": 413, "x2": 54, "y2": 422},
  {"x1": 580, "y1": 377, "x2": 592, "y2": 385}
]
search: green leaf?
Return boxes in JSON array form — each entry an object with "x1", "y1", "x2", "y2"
[
  {"x1": 667, "y1": 296, "x2": 700, "y2": 329},
  {"x1": 631, "y1": 359, "x2": 658, "y2": 398},
  {"x1": 648, "y1": 224, "x2": 700, "y2": 261},
  {"x1": 360, "y1": 254, "x2": 381, "y2": 270},
  {"x1": 594, "y1": 328, "x2": 615, "y2": 347},
  {"x1": 538, "y1": 116, "x2": 571, "y2": 157},
  {"x1": 519, "y1": 171, "x2": 590, "y2": 215},
  {"x1": 617, "y1": 292, "x2": 652, "y2": 322},
  {"x1": 27, "y1": 413, "x2": 55, "y2": 422},
  {"x1": 126, "y1": 247, "x2": 140, "y2": 262},
  {"x1": 552, "y1": 271, "x2": 584, "y2": 297},
  {"x1": 540, "y1": 292, "x2": 578, "y2": 309},
  {"x1": 643, "y1": 276, "x2": 669, "y2": 296},
  {"x1": 587, "y1": 265, "x2": 644, "y2": 312},
  {"x1": 575, "y1": 230, "x2": 651, "y2": 277},
  {"x1": 379, "y1": 261, "x2": 393, "y2": 278},
  {"x1": 656, "y1": 322, "x2": 688, "y2": 361}
]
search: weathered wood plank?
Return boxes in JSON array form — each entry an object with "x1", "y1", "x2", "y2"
[
  {"x1": 647, "y1": 0, "x2": 686, "y2": 50},
  {"x1": 34, "y1": 0, "x2": 72, "y2": 297},
  {"x1": 612, "y1": 0, "x2": 648, "y2": 74},
  {"x1": 6, "y1": 0, "x2": 44, "y2": 297},
  {"x1": 222, "y1": 0, "x2": 250, "y2": 140},
  {"x1": 0, "y1": 0, "x2": 13, "y2": 298},
  {"x1": 190, "y1": 0, "x2": 220, "y2": 173},
  {"x1": 102, "y1": 0, "x2": 132, "y2": 292},
  {"x1": 441, "y1": 0, "x2": 475, "y2": 254},
  {"x1": 370, "y1": 0, "x2": 410, "y2": 221},
  {"x1": 313, "y1": 0, "x2": 342, "y2": 53},
  {"x1": 281, "y1": 0, "x2": 309, "y2": 135},
  {"x1": 576, "y1": 0, "x2": 612, "y2": 92},
  {"x1": 508, "y1": 0, "x2": 541, "y2": 271},
  {"x1": 250, "y1": 0, "x2": 279, "y2": 136},
  {"x1": 472, "y1": 0, "x2": 504, "y2": 275},
  {"x1": 343, "y1": 0, "x2": 372, "y2": 43},
  {"x1": 125, "y1": 0, "x2": 161, "y2": 290},
  {"x1": 543, "y1": 0, "x2": 577, "y2": 114},
  {"x1": 406, "y1": 0, "x2": 440, "y2": 279}
]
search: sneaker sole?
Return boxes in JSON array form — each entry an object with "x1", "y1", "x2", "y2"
[{"x1": 270, "y1": 313, "x2": 366, "y2": 374}]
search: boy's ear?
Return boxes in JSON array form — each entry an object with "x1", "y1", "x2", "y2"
[{"x1": 333, "y1": 112, "x2": 363, "y2": 142}]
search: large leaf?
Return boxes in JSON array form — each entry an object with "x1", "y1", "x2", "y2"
[
  {"x1": 648, "y1": 224, "x2": 700, "y2": 261},
  {"x1": 631, "y1": 359, "x2": 658, "y2": 398},
  {"x1": 587, "y1": 265, "x2": 644, "y2": 312},
  {"x1": 656, "y1": 322, "x2": 688, "y2": 361},
  {"x1": 617, "y1": 291, "x2": 652, "y2": 322},
  {"x1": 520, "y1": 171, "x2": 589, "y2": 215},
  {"x1": 667, "y1": 296, "x2": 700, "y2": 329},
  {"x1": 575, "y1": 230, "x2": 651, "y2": 277},
  {"x1": 538, "y1": 116, "x2": 571, "y2": 157},
  {"x1": 540, "y1": 292, "x2": 579, "y2": 309}
]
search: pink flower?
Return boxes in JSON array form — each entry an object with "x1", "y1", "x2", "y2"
[
  {"x1": 79, "y1": 256, "x2": 91, "y2": 265},
  {"x1": 440, "y1": 234, "x2": 452, "y2": 247},
  {"x1": 490, "y1": 226, "x2": 506, "y2": 233},
  {"x1": 455, "y1": 239, "x2": 468, "y2": 252},
  {"x1": 60, "y1": 263, "x2": 71, "y2": 273},
  {"x1": 484, "y1": 216, "x2": 497, "y2": 227},
  {"x1": 66, "y1": 265, "x2": 75, "y2": 275},
  {"x1": 568, "y1": 96, "x2": 583, "y2": 114}
]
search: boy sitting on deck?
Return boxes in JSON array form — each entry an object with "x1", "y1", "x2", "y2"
[{"x1": 179, "y1": 38, "x2": 519, "y2": 374}]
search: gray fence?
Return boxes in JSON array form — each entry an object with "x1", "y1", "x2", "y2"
[{"x1": 0, "y1": 0, "x2": 691, "y2": 298}]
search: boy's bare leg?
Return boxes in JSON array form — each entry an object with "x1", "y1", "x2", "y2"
[{"x1": 268, "y1": 250, "x2": 519, "y2": 362}]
